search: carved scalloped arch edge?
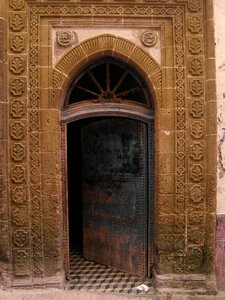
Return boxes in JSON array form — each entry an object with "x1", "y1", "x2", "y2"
[{"x1": 51, "y1": 34, "x2": 162, "y2": 109}]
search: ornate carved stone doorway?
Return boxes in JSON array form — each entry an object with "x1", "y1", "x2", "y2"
[{"x1": 64, "y1": 56, "x2": 155, "y2": 279}]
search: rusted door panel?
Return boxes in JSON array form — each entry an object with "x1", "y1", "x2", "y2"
[{"x1": 82, "y1": 118, "x2": 147, "y2": 276}]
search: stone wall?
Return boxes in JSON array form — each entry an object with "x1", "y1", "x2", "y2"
[{"x1": 215, "y1": 0, "x2": 225, "y2": 290}]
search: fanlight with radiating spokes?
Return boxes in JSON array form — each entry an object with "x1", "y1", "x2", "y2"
[{"x1": 65, "y1": 56, "x2": 153, "y2": 109}]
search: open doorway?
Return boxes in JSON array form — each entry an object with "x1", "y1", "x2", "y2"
[{"x1": 67, "y1": 116, "x2": 154, "y2": 279}]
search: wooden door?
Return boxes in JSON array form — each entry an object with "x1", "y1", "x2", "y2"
[{"x1": 82, "y1": 118, "x2": 148, "y2": 276}]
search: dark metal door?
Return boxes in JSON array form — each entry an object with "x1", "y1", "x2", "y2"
[{"x1": 82, "y1": 118, "x2": 148, "y2": 276}]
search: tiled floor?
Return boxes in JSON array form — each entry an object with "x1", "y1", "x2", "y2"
[{"x1": 66, "y1": 248, "x2": 155, "y2": 295}]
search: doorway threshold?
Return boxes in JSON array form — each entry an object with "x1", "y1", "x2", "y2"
[{"x1": 66, "y1": 248, "x2": 155, "y2": 296}]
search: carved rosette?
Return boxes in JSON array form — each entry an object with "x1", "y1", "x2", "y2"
[
  {"x1": 187, "y1": 0, "x2": 205, "y2": 268},
  {"x1": 8, "y1": 0, "x2": 30, "y2": 280}
]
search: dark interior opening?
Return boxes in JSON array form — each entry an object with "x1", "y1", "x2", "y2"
[{"x1": 68, "y1": 117, "x2": 126, "y2": 252}]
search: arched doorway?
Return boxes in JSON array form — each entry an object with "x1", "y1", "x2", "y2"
[{"x1": 64, "y1": 56, "x2": 155, "y2": 279}]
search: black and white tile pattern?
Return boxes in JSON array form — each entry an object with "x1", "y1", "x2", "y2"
[{"x1": 66, "y1": 248, "x2": 155, "y2": 295}]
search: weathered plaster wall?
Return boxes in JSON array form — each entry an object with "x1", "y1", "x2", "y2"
[{"x1": 215, "y1": 0, "x2": 225, "y2": 214}]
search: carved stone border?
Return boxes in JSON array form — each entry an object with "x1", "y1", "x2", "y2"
[{"x1": 0, "y1": 0, "x2": 216, "y2": 292}]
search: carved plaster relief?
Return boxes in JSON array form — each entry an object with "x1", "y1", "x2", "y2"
[{"x1": 52, "y1": 27, "x2": 162, "y2": 65}]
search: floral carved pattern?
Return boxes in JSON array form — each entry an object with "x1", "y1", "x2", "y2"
[
  {"x1": 190, "y1": 184, "x2": 204, "y2": 202},
  {"x1": 190, "y1": 164, "x2": 203, "y2": 182},
  {"x1": 190, "y1": 121, "x2": 204, "y2": 139},
  {"x1": 188, "y1": 0, "x2": 201, "y2": 12},
  {"x1": 9, "y1": 0, "x2": 25, "y2": 10},
  {"x1": 190, "y1": 99, "x2": 203, "y2": 118},
  {"x1": 10, "y1": 14, "x2": 25, "y2": 32},
  {"x1": 11, "y1": 143, "x2": 26, "y2": 162},
  {"x1": 11, "y1": 186, "x2": 26, "y2": 204},
  {"x1": 190, "y1": 142, "x2": 204, "y2": 161},
  {"x1": 10, "y1": 122, "x2": 25, "y2": 140},
  {"x1": 189, "y1": 37, "x2": 202, "y2": 54},
  {"x1": 10, "y1": 78, "x2": 25, "y2": 97},
  {"x1": 12, "y1": 208, "x2": 27, "y2": 226},
  {"x1": 10, "y1": 57, "x2": 25, "y2": 75},
  {"x1": 10, "y1": 99, "x2": 25, "y2": 119},
  {"x1": 13, "y1": 229, "x2": 29, "y2": 247},
  {"x1": 190, "y1": 79, "x2": 203, "y2": 96},
  {"x1": 11, "y1": 165, "x2": 26, "y2": 184},
  {"x1": 189, "y1": 58, "x2": 203, "y2": 76},
  {"x1": 188, "y1": 16, "x2": 201, "y2": 33},
  {"x1": 10, "y1": 35, "x2": 25, "y2": 53},
  {"x1": 14, "y1": 249, "x2": 29, "y2": 276}
]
